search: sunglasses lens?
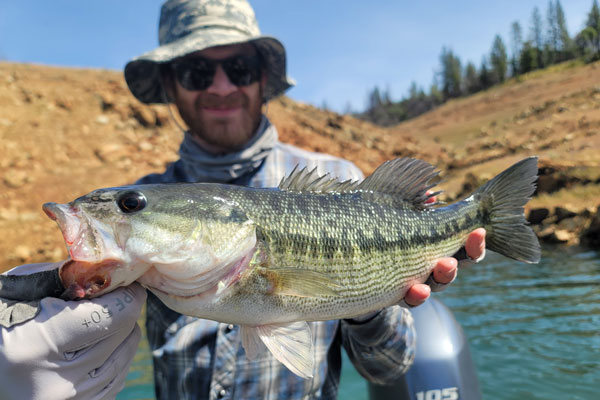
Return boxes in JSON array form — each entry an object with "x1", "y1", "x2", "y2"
[
  {"x1": 172, "y1": 54, "x2": 260, "y2": 91},
  {"x1": 222, "y1": 55, "x2": 261, "y2": 87},
  {"x1": 173, "y1": 59, "x2": 214, "y2": 91}
]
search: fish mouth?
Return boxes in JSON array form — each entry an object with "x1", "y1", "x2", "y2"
[
  {"x1": 43, "y1": 202, "x2": 82, "y2": 246},
  {"x1": 43, "y1": 202, "x2": 119, "y2": 263},
  {"x1": 59, "y1": 258, "x2": 117, "y2": 299}
]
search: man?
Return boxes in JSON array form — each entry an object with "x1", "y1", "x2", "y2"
[{"x1": 0, "y1": 1, "x2": 485, "y2": 399}]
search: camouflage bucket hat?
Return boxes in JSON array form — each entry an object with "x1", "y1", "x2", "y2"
[{"x1": 124, "y1": 0, "x2": 294, "y2": 104}]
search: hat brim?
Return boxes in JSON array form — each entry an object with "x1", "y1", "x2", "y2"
[{"x1": 124, "y1": 28, "x2": 294, "y2": 104}]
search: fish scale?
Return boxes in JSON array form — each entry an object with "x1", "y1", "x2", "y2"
[
  {"x1": 209, "y1": 188, "x2": 481, "y2": 320},
  {"x1": 20, "y1": 156, "x2": 541, "y2": 378}
]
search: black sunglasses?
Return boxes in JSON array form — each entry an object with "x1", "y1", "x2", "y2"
[{"x1": 171, "y1": 54, "x2": 262, "y2": 91}]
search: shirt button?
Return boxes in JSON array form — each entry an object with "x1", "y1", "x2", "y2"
[
  {"x1": 225, "y1": 324, "x2": 235, "y2": 333},
  {"x1": 218, "y1": 389, "x2": 227, "y2": 398}
]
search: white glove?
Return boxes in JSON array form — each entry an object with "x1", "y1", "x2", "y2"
[{"x1": 0, "y1": 262, "x2": 147, "y2": 400}]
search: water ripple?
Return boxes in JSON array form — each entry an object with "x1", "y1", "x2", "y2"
[{"x1": 441, "y1": 246, "x2": 600, "y2": 400}]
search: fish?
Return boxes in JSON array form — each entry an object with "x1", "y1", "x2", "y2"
[{"x1": 0, "y1": 157, "x2": 540, "y2": 377}]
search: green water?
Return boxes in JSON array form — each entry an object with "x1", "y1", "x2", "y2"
[{"x1": 117, "y1": 246, "x2": 600, "y2": 399}]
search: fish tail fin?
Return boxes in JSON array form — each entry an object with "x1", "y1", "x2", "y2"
[{"x1": 475, "y1": 157, "x2": 541, "y2": 263}]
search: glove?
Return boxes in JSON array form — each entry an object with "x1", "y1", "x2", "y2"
[{"x1": 0, "y1": 262, "x2": 146, "y2": 400}]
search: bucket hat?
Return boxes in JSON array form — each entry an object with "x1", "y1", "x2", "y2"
[{"x1": 124, "y1": 0, "x2": 294, "y2": 104}]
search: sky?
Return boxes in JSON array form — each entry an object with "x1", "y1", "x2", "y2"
[{"x1": 0, "y1": 1, "x2": 595, "y2": 112}]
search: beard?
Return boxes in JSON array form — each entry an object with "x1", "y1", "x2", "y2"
[{"x1": 175, "y1": 90, "x2": 263, "y2": 154}]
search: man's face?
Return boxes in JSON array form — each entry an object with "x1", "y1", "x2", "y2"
[{"x1": 169, "y1": 43, "x2": 265, "y2": 154}]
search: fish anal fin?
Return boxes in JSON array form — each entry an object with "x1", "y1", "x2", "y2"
[
  {"x1": 241, "y1": 321, "x2": 314, "y2": 378},
  {"x1": 241, "y1": 325, "x2": 264, "y2": 360}
]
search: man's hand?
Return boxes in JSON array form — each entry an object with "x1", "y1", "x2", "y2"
[
  {"x1": 0, "y1": 262, "x2": 146, "y2": 400},
  {"x1": 404, "y1": 228, "x2": 486, "y2": 307}
]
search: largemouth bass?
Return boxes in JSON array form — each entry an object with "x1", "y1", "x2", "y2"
[{"x1": 1, "y1": 157, "x2": 540, "y2": 377}]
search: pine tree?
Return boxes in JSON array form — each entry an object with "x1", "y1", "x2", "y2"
[
  {"x1": 587, "y1": 0, "x2": 600, "y2": 32},
  {"x1": 575, "y1": 0, "x2": 600, "y2": 60},
  {"x1": 490, "y1": 35, "x2": 508, "y2": 84},
  {"x1": 555, "y1": 0, "x2": 574, "y2": 61},
  {"x1": 510, "y1": 21, "x2": 524, "y2": 75},
  {"x1": 479, "y1": 56, "x2": 492, "y2": 90},
  {"x1": 439, "y1": 47, "x2": 463, "y2": 99},
  {"x1": 463, "y1": 62, "x2": 480, "y2": 94},
  {"x1": 530, "y1": 7, "x2": 545, "y2": 67},
  {"x1": 520, "y1": 40, "x2": 539, "y2": 72},
  {"x1": 586, "y1": 0, "x2": 600, "y2": 53},
  {"x1": 546, "y1": 0, "x2": 559, "y2": 64}
]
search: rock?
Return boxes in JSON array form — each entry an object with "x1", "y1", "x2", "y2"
[
  {"x1": 96, "y1": 114, "x2": 110, "y2": 125},
  {"x1": 536, "y1": 175, "x2": 560, "y2": 193},
  {"x1": 580, "y1": 206, "x2": 600, "y2": 248},
  {"x1": 98, "y1": 92, "x2": 115, "y2": 111},
  {"x1": 130, "y1": 105, "x2": 156, "y2": 127},
  {"x1": 558, "y1": 216, "x2": 585, "y2": 232},
  {"x1": 554, "y1": 206, "x2": 578, "y2": 222},
  {"x1": 3, "y1": 170, "x2": 30, "y2": 188},
  {"x1": 13, "y1": 245, "x2": 32, "y2": 262},
  {"x1": 138, "y1": 141, "x2": 153, "y2": 151},
  {"x1": 95, "y1": 143, "x2": 130, "y2": 163},
  {"x1": 528, "y1": 208, "x2": 550, "y2": 224},
  {"x1": 540, "y1": 228, "x2": 573, "y2": 244}
]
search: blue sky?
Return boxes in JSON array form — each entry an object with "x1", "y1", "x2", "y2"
[{"x1": 0, "y1": 1, "x2": 594, "y2": 112}]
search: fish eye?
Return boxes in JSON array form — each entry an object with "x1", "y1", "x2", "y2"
[{"x1": 117, "y1": 191, "x2": 147, "y2": 213}]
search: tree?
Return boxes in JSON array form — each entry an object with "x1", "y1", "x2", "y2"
[
  {"x1": 479, "y1": 56, "x2": 492, "y2": 90},
  {"x1": 439, "y1": 47, "x2": 463, "y2": 99},
  {"x1": 490, "y1": 35, "x2": 508, "y2": 84},
  {"x1": 546, "y1": 0, "x2": 559, "y2": 64},
  {"x1": 586, "y1": 0, "x2": 600, "y2": 55},
  {"x1": 463, "y1": 62, "x2": 480, "y2": 94},
  {"x1": 555, "y1": 0, "x2": 574, "y2": 61},
  {"x1": 587, "y1": 0, "x2": 600, "y2": 33},
  {"x1": 520, "y1": 40, "x2": 539, "y2": 72},
  {"x1": 510, "y1": 21, "x2": 524, "y2": 75},
  {"x1": 530, "y1": 7, "x2": 545, "y2": 67}
]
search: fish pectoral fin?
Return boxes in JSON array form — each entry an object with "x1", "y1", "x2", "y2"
[
  {"x1": 265, "y1": 268, "x2": 343, "y2": 298},
  {"x1": 242, "y1": 321, "x2": 314, "y2": 378}
]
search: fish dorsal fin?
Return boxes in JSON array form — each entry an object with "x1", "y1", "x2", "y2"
[
  {"x1": 357, "y1": 158, "x2": 441, "y2": 208},
  {"x1": 278, "y1": 165, "x2": 360, "y2": 194}
]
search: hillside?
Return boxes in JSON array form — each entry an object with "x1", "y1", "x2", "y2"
[{"x1": 0, "y1": 61, "x2": 598, "y2": 271}]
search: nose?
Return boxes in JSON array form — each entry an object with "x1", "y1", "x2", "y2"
[{"x1": 206, "y1": 64, "x2": 237, "y2": 96}]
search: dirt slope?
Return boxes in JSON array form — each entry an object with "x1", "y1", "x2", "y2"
[{"x1": 0, "y1": 61, "x2": 598, "y2": 271}]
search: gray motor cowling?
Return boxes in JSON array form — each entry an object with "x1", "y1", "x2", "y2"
[{"x1": 368, "y1": 297, "x2": 481, "y2": 400}]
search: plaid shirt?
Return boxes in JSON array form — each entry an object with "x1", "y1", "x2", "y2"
[{"x1": 137, "y1": 127, "x2": 416, "y2": 400}]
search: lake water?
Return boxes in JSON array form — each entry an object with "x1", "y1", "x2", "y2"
[{"x1": 117, "y1": 246, "x2": 600, "y2": 399}]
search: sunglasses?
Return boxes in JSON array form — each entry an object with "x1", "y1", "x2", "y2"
[{"x1": 171, "y1": 54, "x2": 262, "y2": 91}]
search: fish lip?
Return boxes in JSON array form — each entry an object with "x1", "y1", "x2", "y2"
[
  {"x1": 43, "y1": 202, "x2": 81, "y2": 246},
  {"x1": 43, "y1": 202, "x2": 118, "y2": 263}
]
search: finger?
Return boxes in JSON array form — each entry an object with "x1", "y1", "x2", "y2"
[
  {"x1": 82, "y1": 324, "x2": 142, "y2": 400},
  {"x1": 41, "y1": 283, "x2": 146, "y2": 353},
  {"x1": 404, "y1": 284, "x2": 431, "y2": 307},
  {"x1": 432, "y1": 257, "x2": 458, "y2": 285},
  {"x1": 64, "y1": 312, "x2": 137, "y2": 373},
  {"x1": 465, "y1": 228, "x2": 486, "y2": 262}
]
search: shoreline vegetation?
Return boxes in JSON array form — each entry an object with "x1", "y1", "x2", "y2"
[{"x1": 0, "y1": 59, "x2": 598, "y2": 271}]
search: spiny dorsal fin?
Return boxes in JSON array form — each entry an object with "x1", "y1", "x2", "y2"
[
  {"x1": 356, "y1": 158, "x2": 441, "y2": 208},
  {"x1": 278, "y1": 165, "x2": 360, "y2": 193},
  {"x1": 278, "y1": 158, "x2": 441, "y2": 208}
]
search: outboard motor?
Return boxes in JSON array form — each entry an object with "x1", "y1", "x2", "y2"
[{"x1": 368, "y1": 297, "x2": 481, "y2": 400}]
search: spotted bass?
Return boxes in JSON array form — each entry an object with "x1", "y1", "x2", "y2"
[{"x1": 1, "y1": 157, "x2": 540, "y2": 377}]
